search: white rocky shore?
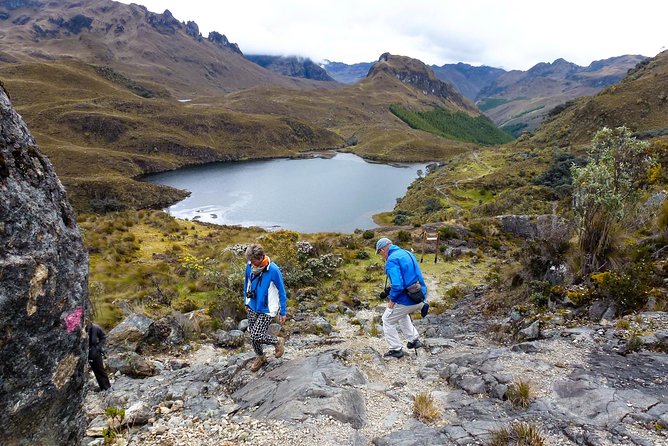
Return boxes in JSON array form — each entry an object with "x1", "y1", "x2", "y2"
[{"x1": 83, "y1": 278, "x2": 668, "y2": 446}]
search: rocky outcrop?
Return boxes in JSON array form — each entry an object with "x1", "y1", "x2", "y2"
[
  {"x1": 232, "y1": 350, "x2": 367, "y2": 428},
  {"x1": 207, "y1": 31, "x2": 242, "y2": 55},
  {"x1": 146, "y1": 9, "x2": 181, "y2": 35},
  {"x1": 367, "y1": 53, "x2": 477, "y2": 112},
  {"x1": 495, "y1": 214, "x2": 572, "y2": 241},
  {"x1": 0, "y1": 86, "x2": 89, "y2": 443}
]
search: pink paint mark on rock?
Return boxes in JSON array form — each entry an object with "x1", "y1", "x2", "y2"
[{"x1": 65, "y1": 306, "x2": 84, "y2": 333}]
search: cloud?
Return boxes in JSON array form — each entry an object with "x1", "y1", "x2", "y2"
[{"x1": 121, "y1": 0, "x2": 667, "y2": 70}]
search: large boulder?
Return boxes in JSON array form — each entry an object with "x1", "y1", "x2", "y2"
[
  {"x1": 232, "y1": 350, "x2": 368, "y2": 428},
  {"x1": 496, "y1": 214, "x2": 571, "y2": 241},
  {"x1": 0, "y1": 86, "x2": 89, "y2": 444},
  {"x1": 106, "y1": 313, "x2": 154, "y2": 352}
]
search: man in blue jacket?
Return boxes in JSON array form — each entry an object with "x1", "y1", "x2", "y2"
[
  {"x1": 244, "y1": 244, "x2": 288, "y2": 372},
  {"x1": 376, "y1": 237, "x2": 427, "y2": 358}
]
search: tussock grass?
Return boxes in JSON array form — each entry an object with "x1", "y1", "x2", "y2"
[
  {"x1": 488, "y1": 421, "x2": 545, "y2": 446},
  {"x1": 506, "y1": 380, "x2": 534, "y2": 409},
  {"x1": 413, "y1": 391, "x2": 440, "y2": 423}
]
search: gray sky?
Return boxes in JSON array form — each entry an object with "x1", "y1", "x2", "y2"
[{"x1": 119, "y1": 0, "x2": 667, "y2": 70}]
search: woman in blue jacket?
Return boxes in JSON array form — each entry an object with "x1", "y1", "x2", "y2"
[{"x1": 244, "y1": 244, "x2": 287, "y2": 372}]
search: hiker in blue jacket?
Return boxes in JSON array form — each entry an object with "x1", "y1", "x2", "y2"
[
  {"x1": 244, "y1": 244, "x2": 287, "y2": 372},
  {"x1": 376, "y1": 237, "x2": 427, "y2": 358}
]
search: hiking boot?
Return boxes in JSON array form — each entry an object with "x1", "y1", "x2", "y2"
[
  {"x1": 383, "y1": 349, "x2": 405, "y2": 359},
  {"x1": 249, "y1": 355, "x2": 266, "y2": 372},
  {"x1": 274, "y1": 337, "x2": 285, "y2": 358},
  {"x1": 407, "y1": 339, "x2": 423, "y2": 349}
]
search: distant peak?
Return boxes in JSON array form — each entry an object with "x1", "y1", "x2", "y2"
[{"x1": 367, "y1": 53, "x2": 476, "y2": 112}]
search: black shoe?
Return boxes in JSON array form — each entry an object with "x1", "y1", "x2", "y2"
[
  {"x1": 407, "y1": 339, "x2": 423, "y2": 349},
  {"x1": 383, "y1": 349, "x2": 405, "y2": 359},
  {"x1": 421, "y1": 302, "x2": 430, "y2": 318}
]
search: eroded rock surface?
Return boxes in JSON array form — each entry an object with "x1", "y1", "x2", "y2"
[{"x1": 0, "y1": 86, "x2": 89, "y2": 444}]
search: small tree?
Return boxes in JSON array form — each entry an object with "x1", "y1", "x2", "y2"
[{"x1": 571, "y1": 127, "x2": 654, "y2": 274}]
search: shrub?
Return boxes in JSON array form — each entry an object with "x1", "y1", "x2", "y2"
[
  {"x1": 506, "y1": 380, "x2": 533, "y2": 409},
  {"x1": 533, "y1": 151, "x2": 585, "y2": 192},
  {"x1": 259, "y1": 230, "x2": 300, "y2": 265},
  {"x1": 438, "y1": 226, "x2": 458, "y2": 240},
  {"x1": 469, "y1": 221, "x2": 485, "y2": 235},
  {"x1": 615, "y1": 319, "x2": 631, "y2": 330},
  {"x1": 424, "y1": 197, "x2": 442, "y2": 213},
  {"x1": 413, "y1": 391, "x2": 440, "y2": 422},
  {"x1": 590, "y1": 261, "x2": 652, "y2": 314},
  {"x1": 362, "y1": 230, "x2": 375, "y2": 240},
  {"x1": 396, "y1": 230, "x2": 412, "y2": 243},
  {"x1": 393, "y1": 213, "x2": 409, "y2": 225},
  {"x1": 356, "y1": 250, "x2": 370, "y2": 260},
  {"x1": 571, "y1": 127, "x2": 654, "y2": 275}
]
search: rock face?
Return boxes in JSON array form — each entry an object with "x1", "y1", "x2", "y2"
[
  {"x1": 0, "y1": 86, "x2": 89, "y2": 444},
  {"x1": 245, "y1": 55, "x2": 335, "y2": 81},
  {"x1": 367, "y1": 53, "x2": 477, "y2": 113}
]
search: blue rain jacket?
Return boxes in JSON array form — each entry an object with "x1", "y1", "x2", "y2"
[
  {"x1": 244, "y1": 261, "x2": 287, "y2": 316},
  {"x1": 385, "y1": 245, "x2": 427, "y2": 306}
]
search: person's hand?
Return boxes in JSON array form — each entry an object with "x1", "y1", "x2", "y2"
[
  {"x1": 387, "y1": 300, "x2": 396, "y2": 309},
  {"x1": 379, "y1": 286, "x2": 391, "y2": 299},
  {"x1": 279, "y1": 315, "x2": 286, "y2": 324}
]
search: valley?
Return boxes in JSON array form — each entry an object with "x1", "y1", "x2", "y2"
[{"x1": 1, "y1": 1, "x2": 667, "y2": 445}]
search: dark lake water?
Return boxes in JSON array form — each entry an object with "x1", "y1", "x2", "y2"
[{"x1": 145, "y1": 152, "x2": 426, "y2": 233}]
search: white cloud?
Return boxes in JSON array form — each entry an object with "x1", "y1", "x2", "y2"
[{"x1": 119, "y1": 0, "x2": 667, "y2": 70}]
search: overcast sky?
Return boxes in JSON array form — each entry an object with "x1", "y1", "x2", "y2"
[{"x1": 119, "y1": 0, "x2": 666, "y2": 70}]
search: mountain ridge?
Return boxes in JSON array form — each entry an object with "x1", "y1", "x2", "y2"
[
  {"x1": 0, "y1": 0, "x2": 334, "y2": 97},
  {"x1": 324, "y1": 55, "x2": 646, "y2": 135}
]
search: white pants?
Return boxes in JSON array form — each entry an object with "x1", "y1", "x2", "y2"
[{"x1": 382, "y1": 303, "x2": 423, "y2": 350}]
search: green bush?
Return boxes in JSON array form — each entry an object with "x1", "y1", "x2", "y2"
[
  {"x1": 571, "y1": 127, "x2": 654, "y2": 274},
  {"x1": 396, "y1": 230, "x2": 412, "y2": 243},
  {"x1": 438, "y1": 226, "x2": 458, "y2": 240},
  {"x1": 362, "y1": 230, "x2": 375, "y2": 239},
  {"x1": 424, "y1": 197, "x2": 442, "y2": 213}
]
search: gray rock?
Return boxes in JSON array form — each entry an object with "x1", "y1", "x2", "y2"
[
  {"x1": 232, "y1": 350, "x2": 367, "y2": 428},
  {"x1": 212, "y1": 330, "x2": 245, "y2": 348},
  {"x1": 457, "y1": 375, "x2": 487, "y2": 395},
  {"x1": 123, "y1": 401, "x2": 153, "y2": 427},
  {"x1": 238, "y1": 319, "x2": 249, "y2": 332},
  {"x1": 495, "y1": 214, "x2": 571, "y2": 241},
  {"x1": 518, "y1": 320, "x2": 540, "y2": 341},
  {"x1": 511, "y1": 341, "x2": 541, "y2": 353},
  {"x1": 0, "y1": 84, "x2": 88, "y2": 444},
  {"x1": 107, "y1": 313, "x2": 154, "y2": 352},
  {"x1": 106, "y1": 351, "x2": 157, "y2": 378},
  {"x1": 143, "y1": 315, "x2": 185, "y2": 350},
  {"x1": 372, "y1": 421, "x2": 450, "y2": 445}
]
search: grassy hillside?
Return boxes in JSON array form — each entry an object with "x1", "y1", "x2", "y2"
[
  {"x1": 80, "y1": 211, "x2": 498, "y2": 328},
  {"x1": 529, "y1": 50, "x2": 668, "y2": 148},
  {"x1": 389, "y1": 105, "x2": 513, "y2": 145}
]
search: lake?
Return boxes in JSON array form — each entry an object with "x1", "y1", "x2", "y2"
[{"x1": 145, "y1": 152, "x2": 427, "y2": 233}]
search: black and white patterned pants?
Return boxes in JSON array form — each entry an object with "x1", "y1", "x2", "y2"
[{"x1": 247, "y1": 308, "x2": 277, "y2": 356}]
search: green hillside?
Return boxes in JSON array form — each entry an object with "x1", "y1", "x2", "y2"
[{"x1": 389, "y1": 105, "x2": 514, "y2": 145}]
